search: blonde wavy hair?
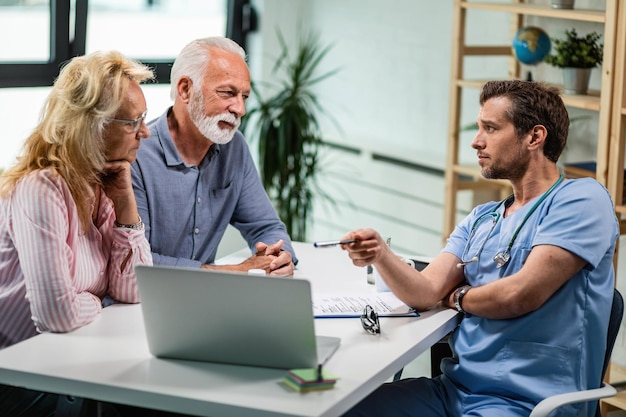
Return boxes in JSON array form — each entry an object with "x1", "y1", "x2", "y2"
[{"x1": 0, "y1": 50, "x2": 154, "y2": 232}]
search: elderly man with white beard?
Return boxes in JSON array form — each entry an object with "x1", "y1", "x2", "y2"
[{"x1": 132, "y1": 37, "x2": 296, "y2": 276}]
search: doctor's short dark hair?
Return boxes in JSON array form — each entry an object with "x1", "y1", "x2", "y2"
[{"x1": 479, "y1": 80, "x2": 569, "y2": 163}]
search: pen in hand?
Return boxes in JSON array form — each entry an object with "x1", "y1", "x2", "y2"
[{"x1": 313, "y1": 239, "x2": 359, "y2": 248}]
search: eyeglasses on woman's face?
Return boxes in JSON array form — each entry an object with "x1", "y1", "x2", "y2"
[{"x1": 111, "y1": 109, "x2": 148, "y2": 133}]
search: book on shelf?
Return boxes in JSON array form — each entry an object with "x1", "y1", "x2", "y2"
[
  {"x1": 563, "y1": 161, "x2": 597, "y2": 179},
  {"x1": 564, "y1": 161, "x2": 626, "y2": 180}
]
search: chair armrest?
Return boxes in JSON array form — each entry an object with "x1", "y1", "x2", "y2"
[{"x1": 529, "y1": 383, "x2": 617, "y2": 417}]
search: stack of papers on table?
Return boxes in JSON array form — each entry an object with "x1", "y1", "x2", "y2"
[{"x1": 313, "y1": 292, "x2": 419, "y2": 318}]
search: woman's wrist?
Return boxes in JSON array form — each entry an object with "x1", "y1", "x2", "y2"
[{"x1": 114, "y1": 216, "x2": 143, "y2": 230}]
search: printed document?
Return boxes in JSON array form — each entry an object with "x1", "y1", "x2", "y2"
[{"x1": 313, "y1": 292, "x2": 419, "y2": 318}]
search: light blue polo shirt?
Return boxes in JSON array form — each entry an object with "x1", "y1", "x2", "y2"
[{"x1": 131, "y1": 108, "x2": 297, "y2": 267}]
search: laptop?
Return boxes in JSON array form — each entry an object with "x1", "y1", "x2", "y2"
[{"x1": 135, "y1": 265, "x2": 341, "y2": 370}]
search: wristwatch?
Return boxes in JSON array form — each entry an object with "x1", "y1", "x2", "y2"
[{"x1": 453, "y1": 285, "x2": 472, "y2": 314}]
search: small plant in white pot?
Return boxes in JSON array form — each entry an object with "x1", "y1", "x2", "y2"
[{"x1": 544, "y1": 29, "x2": 603, "y2": 95}]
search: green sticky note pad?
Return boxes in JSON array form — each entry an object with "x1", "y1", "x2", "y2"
[
  {"x1": 282, "y1": 377, "x2": 336, "y2": 392},
  {"x1": 287, "y1": 368, "x2": 338, "y2": 384}
]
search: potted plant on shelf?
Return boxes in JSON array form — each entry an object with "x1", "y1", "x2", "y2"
[
  {"x1": 550, "y1": 0, "x2": 575, "y2": 9},
  {"x1": 544, "y1": 28, "x2": 603, "y2": 95},
  {"x1": 243, "y1": 29, "x2": 339, "y2": 241}
]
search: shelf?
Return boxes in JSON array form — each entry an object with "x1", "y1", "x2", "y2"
[
  {"x1": 462, "y1": 46, "x2": 514, "y2": 56},
  {"x1": 601, "y1": 363, "x2": 626, "y2": 414},
  {"x1": 602, "y1": 391, "x2": 626, "y2": 415},
  {"x1": 453, "y1": 165, "x2": 511, "y2": 191},
  {"x1": 462, "y1": 2, "x2": 606, "y2": 23},
  {"x1": 456, "y1": 80, "x2": 601, "y2": 111},
  {"x1": 563, "y1": 161, "x2": 606, "y2": 179},
  {"x1": 562, "y1": 91, "x2": 601, "y2": 111},
  {"x1": 453, "y1": 164, "x2": 483, "y2": 178}
]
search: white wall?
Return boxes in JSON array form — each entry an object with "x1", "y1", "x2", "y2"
[
  {"x1": 246, "y1": 0, "x2": 460, "y2": 258},
  {"x1": 249, "y1": 0, "x2": 453, "y2": 168}
]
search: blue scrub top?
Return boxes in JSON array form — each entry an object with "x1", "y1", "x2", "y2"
[{"x1": 442, "y1": 177, "x2": 618, "y2": 413}]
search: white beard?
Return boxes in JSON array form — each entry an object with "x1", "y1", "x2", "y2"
[{"x1": 188, "y1": 91, "x2": 240, "y2": 145}]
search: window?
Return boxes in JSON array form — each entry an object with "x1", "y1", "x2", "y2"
[
  {"x1": 0, "y1": 0, "x2": 51, "y2": 62},
  {"x1": 0, "y1": 0, "x2": 255, "y2": 87}
]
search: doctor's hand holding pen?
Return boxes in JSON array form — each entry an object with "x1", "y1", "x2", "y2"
[{"x1": 334, "y1": 229, "x2": 394, "y2": 268}]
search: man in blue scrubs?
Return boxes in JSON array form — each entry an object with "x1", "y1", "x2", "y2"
[
  {"x1": 132, "y1": 37, "x2": 296, "y2": 275},
  {"x1": 340, "y1": 80, "x2": 618, "y2": 416}
]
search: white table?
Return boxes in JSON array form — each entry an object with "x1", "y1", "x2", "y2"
[{"x1": 0, "y1": 242, "x2": 460, "y2": 417}]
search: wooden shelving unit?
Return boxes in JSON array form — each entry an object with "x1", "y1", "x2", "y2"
[
  {"x1": 602, "y1": 365, "x2": 626, "y2": 415},
  {"x1": 607, "y1": 0, "x2": 626, "y2": 235},
  {"x1": 604, "y1": 8, "x2": 626, "y2": 414},
  {"x1": 444, "y1": 1, "x2": 625, "y2": 414},
  {"x1": 443, "y1": 0, "x2": 619, "y2": 240}
]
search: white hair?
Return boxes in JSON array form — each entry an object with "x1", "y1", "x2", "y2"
[{"x1": 169, "y1": 37, "x2": 247, "y2": 101}]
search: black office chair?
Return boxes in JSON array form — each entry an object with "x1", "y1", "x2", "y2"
[
  {"x1": 55, "y1": 395, "x2": 121, "y2": 417},
  {"x1": 392, "y1": 337, "x2": 451, "y2": 382},
  {"x1": 530, "y1": 288, "x2": 623, "y2": 417}
]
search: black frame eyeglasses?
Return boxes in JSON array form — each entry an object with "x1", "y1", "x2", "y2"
[
  {"x1": 361, "y1": 304, "x2": 380, "y2": 335},
  {"x1": 112, "y1": 109, "x2": 148, "y2": 133}
]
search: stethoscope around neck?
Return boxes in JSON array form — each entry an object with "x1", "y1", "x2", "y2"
[{"x1": 456, "y1": 174, "x2": 564, "y2": 269}]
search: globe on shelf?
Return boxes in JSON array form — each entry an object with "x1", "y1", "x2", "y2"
[{"x1": 512, "y1": 26, "x2": 551, "y2": 66}]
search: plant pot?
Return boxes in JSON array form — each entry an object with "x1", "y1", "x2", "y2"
[
  {"x1": 562, "y1": 67, "x2": 591, "y2": 95},
  {"x1": 551, "y1": 0, "x2": 575, "y2": 9}
]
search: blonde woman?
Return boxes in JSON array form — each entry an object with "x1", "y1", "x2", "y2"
[{"x1": 0, "y1": 50, "x2": 154, "y2": 416}]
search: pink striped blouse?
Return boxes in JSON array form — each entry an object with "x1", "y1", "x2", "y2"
[{"x1": 0, "y1": 169, "x2": 152, "y2": 349}]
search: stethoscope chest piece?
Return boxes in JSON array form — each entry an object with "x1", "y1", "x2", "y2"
[{"x1": 493, "y1": 251, "x2": 510, "y2": 268}]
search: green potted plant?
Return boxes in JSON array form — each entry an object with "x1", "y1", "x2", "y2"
[
  {"x1": 544, "y1": 29, "x2": 603, "y2": 94},
  {"x1": 243, "y1": 29, "x2": 339, "y2": 241}
]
